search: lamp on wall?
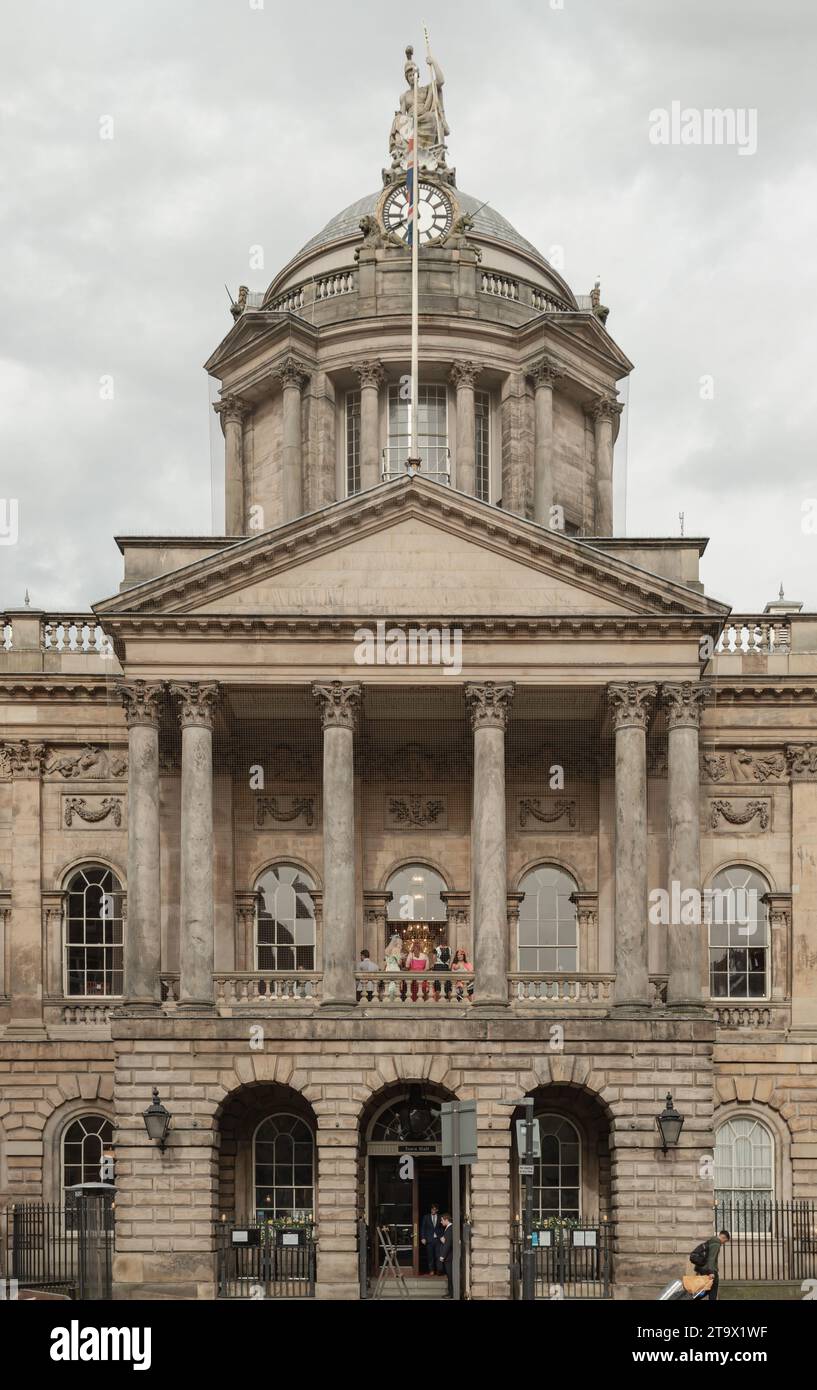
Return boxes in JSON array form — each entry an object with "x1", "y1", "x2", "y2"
[
  {"x1": 143, "y1": 1087, "x2": 172, "y2": 1151},
  {"x1": 656, "y1": 1092, "x2": 684, "y2": 1152}
]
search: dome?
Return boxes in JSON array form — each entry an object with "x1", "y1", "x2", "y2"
[{"x1": 297, "y1": 187, "x2": 545, "y2": 263}]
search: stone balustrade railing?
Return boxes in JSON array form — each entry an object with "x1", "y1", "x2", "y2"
[
  {"x1": 715, "y1": 617, "x2": 791, "y2": 655},
  {"x1": 480, "y1": 271, "x2": 519, "y2": 301},
  {"x1": 713, "y1": 1004, "x2": 773, "y2": 1028},
  {"x1": 356, "y1": 970, "x2": 473, "y2": 1003},
  {"x1": 315, "y1": 270, "x2": 354, "y2": 300},
  {"x1": 61, "y1": 1003, "x2": 114, "y2": 1025},
  {"x1": 509, "y1": 973, "x2": 615, "y2": 1005},
  {"x1": 0, "y1": 613, "x2": 114, "y2": 657},
  {"x1": 267, "y1": 270, "x2": 356, "y2": 315},
  {"x1": 214, "y1": 972, "x2": 322, "y2": 1006}
]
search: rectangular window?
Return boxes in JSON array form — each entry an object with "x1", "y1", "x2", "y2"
[
  {"x1": 345, "y1": 390, "x2": 361, "y2": 496},
  {"x1": 385, "y1": 383, "x2": 449, "y2": 482},
  {"x1": 474, "y1": 389, "x2": 490, "y2": 501}
]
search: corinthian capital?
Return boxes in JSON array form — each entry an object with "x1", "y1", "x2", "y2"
[
  {"x1": 213, "y1": 394, "x2": 250, "y2": 427},
  {"x1": 527, "y1": 356, "x2": 563, "y2": 389},
  {"x1": 465, "y1": 681, "x2": 515, "y2": 732},
  {"x1": 170, "y1": 681, "x2": 220, "y2": 730},
  {"x1": 354, "y1": 359, "x2": 387, "y2": 390},
  {"x1": 274, "y1": 356, "x2": 310, "y2": 391},
  {"x1": 663, "y1": 681, "x2": 709, "y2": 730},
  {"x1": 117, "y1": 680, "x2": 164, "y2": 729},
  {"x1": 449, "y1": 360, "x2": 481, "y2": 391},
  {"x1": 313, "y1": 681, "x2": 363, "y2": 731},
  {"x1": 591, "y1": 393, "x2": 623, "y2": 422},
  {"x1": 607, "y1": 682, "x2": 657, "y2": 733},
  {"x1": 0, "y1": 738, "x2": 47, "y2": 779}
]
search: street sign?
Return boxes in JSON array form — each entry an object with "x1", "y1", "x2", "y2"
[
  {"x1": 516, "y1": 1118, "x2": 541, "y2": 1158},
  {"x1": 519, "y1": 1163, "x2": 535, "y2": 1176},
  {"x1": 441, "y1": 1100, "x2": 478, "y2": 1166}
]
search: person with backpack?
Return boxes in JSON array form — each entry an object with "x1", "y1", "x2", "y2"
[{"x1": 689, "y1": 1229, "x2": 730, "y2": 1300}]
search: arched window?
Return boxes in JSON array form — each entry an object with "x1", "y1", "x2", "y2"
[
  {"x1": 707, "y1": 866, "x2": 770, "y2": 999},
  {"x1": 517, "y1": 866, "x2": 578, "y2": 972},
  {"x1": 253, "y1": 1114, "x2": 314, "y2": 1221},
  {"x1": 533, "y1": 1115, "x2": 581, "y2": 1221},
  {"x1": 255, "y1": 865, "x2": 316, "y2": 971},
  {"x1": 64, "y1": 865, "x2": 124, "y2": 997},
  {"x1": 386, "y1": 864, "x2": 448, "y2": 923},
  {"x1": 62, "y1": 1114, "x2": 114, "y2": 1193},
  {"x1": 715, "y1": 1116, "x2": 774, "y2": 1215},
  {"x1": 369, "y1": 1093, "x2": 442, "y2": 1145}
]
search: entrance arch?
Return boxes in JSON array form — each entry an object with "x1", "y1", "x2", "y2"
[
  {"x1": 510, "y1": 1085, "x2": 613, "y2": 1222},
  {"x1": 359, "y1": 1081, "x2": 461, "y2": 1277},
  {"x1": 216, "y1": 1082, "x2": 317, "y2": 1224}
]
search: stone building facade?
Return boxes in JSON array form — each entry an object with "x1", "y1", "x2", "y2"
[{"x1": 1, "y1": 58, "x2": 816, "y2": 1300}]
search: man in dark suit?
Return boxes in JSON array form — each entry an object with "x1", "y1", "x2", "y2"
[
  {"x1": 419, "y1": 1203, "x2": 442, "y2": 1273},
  {"x1": 437, "y1": 1212, "x2": 455, "y2": 1296}
]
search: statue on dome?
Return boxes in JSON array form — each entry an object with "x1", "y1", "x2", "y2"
[{"x1": 389, "y1": 41, "x2": 449, "y2": 174}]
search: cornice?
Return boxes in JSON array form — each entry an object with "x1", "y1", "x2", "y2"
[
  {"x1": 0, "y1": 680, "x2": 116, "y2": 703},
  {"x1": 95, "y1": 479, "x2": 730, "y2": 624},
  {"x1": 701, "y1": 683, "x2": 817, "y2": 703}
]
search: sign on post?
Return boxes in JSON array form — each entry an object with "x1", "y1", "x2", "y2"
[
  {"x1": 441, "y1": 1100, "x2": 478, "y2": 1166},
  {"x1": 516, "y1": 1117, "x2": 541, "y2": 1159}
]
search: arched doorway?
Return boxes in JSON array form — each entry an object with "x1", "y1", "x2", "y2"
[
  {"x1": 385, "y1": 863, "x2": 449, "y2": 959},
  {"x1": 217, "y1": 1082, "x2": 317, "y2": 1224},
  {"x1": 361, "y1": 1083, "x2": 463, "y2": 1276}
]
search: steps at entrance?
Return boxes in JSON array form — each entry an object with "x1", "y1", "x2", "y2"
[{"x1": 370, "y1": 1275, "x2": 450, "y2": 1299}]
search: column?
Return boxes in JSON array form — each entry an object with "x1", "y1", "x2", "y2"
[
  {"x1": 119, "y1": 681, "x2": 164, "y2": 1008},
  {"x1": 449, "y1": 360, "x2": 479, "y2": 496},
  {"x1": 313, "y1": 681, "x2": 362, "y2": 1009},
  {"x1": 213, "y1": 394, "x2": 250, "y2": 537},
  {"x1": 465, "y1": 681, "x2": 515, "y2": 1008},
  {"x1": 787, "y1": 744, "x2": 817, "y2": 1028},
  {"x1": 528, "y1": 357, "x2": 562, "y2": 526},
  {"x1": 663, "y1": 682, "x2": 707, "y2": 1011},
  {"x1": 1, "y1": 740, "x2": 46, "y2": 1036},
  {"x1": 354, "y1": 360, "x2": 385, "y2": 491},
  {"x1": 275, "y1": 356, "x2": 310, "y2": 523},
  {"x1": 608, "y1": 682, "x2": 656, "y2": 1010},
  {"x1": 171, "y1": 681, "x2": 219, "y2": 1008},
  {"x1": 591, "y1": 394, "x2": 622, "y2": 534},
  {"x1": 500, "y1": 372, "x2": 530, "y2": 516}
]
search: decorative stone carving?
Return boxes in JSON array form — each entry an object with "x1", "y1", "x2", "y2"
[
  {"x1": 388, "y1": 44, "x2": 449, "y2": 173},
  {"x1": 255, "y1": 795, "x2": 315, "y2": 829},
  {"x1": 46, "y1": 745, "x2": 128, "y2": 779},
  {"x1": 607, "y1": 682, "x2": 657, "y2": 732},
  {"x1": 709, "y1": 798, "x2": 770, "y2": 831},
  {"x1": 312, "y1": 681, "x2": 363, "y2": 731},
  {"x1": 527, "y1": 356, "x2": 563, "y2": 389},
  {"x1": 518, "y1": 797, "x2": 576, "y2": 829},
  {"x1": 353, "y1": 359, "x2": 387, "y2": 390},
  {"x1": 170, "y1": 681, "x2": 220, "y2": 730},
  {"x1": 273, "y1": 356, "x2": 310, "y2": 391},
  {"x1": 699, "y1": 748, "x2": 788, "y2": 783},
  {"x1": 787, "y1": 744, "x2": 817, "y2": 781},
  {"x1": 465, "y1": 681, "x2": 515, "y2": 732},
  {"x1": 118, "y1": 680, "x2": 164, "y2": 729},
  {"x1": 63, "y1": 795, "x2": 123, "y2": 828},
  {"x1": 213, "y1": 393, "x2": 250, "y2": 427},
  {"x1": 663, "y1": 681, "x2": 708, "y2": 729},
  {"x1": 386, "y1": 795, "x2": 447, "y2": 828},
  {"x1": 0, "y1": 739, "x2": 47, "y2": 778},
  {"x1": 449, "y1": 360, "x2": 480, "y2": 390},
  {"x1": 591, "y1": 394, "x2": 624, "y2": 421}
]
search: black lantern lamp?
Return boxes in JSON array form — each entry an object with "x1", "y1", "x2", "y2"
[
  {"x1": 143, "y1": 1087, "x2": 172, "y2": 1151},
  {"x1": 656, "y1": 1092, "x2": 684, "y2": 1152}
]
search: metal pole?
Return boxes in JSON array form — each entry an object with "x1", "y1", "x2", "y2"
[
  {"x1": 452, "y1": 1101, "x2": 461, "y2": 1301},
  {"x1": 522, "y1": 1098, "x2": 535, "y2": 1301},
  {"x1": 409, "y1": 61, "x2": 420, "y2": 465}
]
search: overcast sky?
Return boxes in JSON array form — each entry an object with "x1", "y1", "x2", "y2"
[{"x1": 1, "y1": 0, "x2": 816, "y2": 614}]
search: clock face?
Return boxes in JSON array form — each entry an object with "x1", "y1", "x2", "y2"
[{"x1": 381, "y1": 181, "x2": 455, "y2": 246}]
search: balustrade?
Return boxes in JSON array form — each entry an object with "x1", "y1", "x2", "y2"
[
  {"x1": 509, "y1": 973, "x2": 614, "y2": 1005},
  {"x1": 356, "y1": 970, "x2": 473, "y2": 1003},
  {"x1": 214, "y1": 972, "x2": 322, "y2": 1007}
]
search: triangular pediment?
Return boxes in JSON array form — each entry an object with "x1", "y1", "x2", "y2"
[{"x1": 95, "y1": 479, "x2": 729, "y2": 623}]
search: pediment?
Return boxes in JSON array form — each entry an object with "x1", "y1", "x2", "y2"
[{"x1": 95, "y1": 479, "x2": 728, "y2": 624}]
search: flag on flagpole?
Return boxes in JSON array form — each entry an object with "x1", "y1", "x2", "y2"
[{"x1": 406, "y1": 129, "x2": 415, "y2": 248}]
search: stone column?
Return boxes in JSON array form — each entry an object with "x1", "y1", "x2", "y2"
[
  {"x1": 608, "y1": 683, "x2": 656, "y2": 1011},
  {"x1": 1, "y1": 740, "x2": 46, "y2": 1036},
  {"x1": 363, "y1": 891, "x2": 391, "y2": 964},
  {"x1": 787, "y1": 744, "x2": 817, "y2": 1028},
  {"x1": 663, "y1": 682, "x2": 707, "y2": 1011},
  {"x1": 213, "y1": 394, "x2": 250, "y2": 537},
  {"x1": 313, "y1": 682, "x2": 362, "y2": 1009},
  {"x1": 275, "y1": 356, "x2": 310, "y2": 523},
  {"x1": 354, "y1": 360, "x2": 385, "y2": 491},
  {"x1": 171, "y1": 682, "x2": 220, "y2": 1008},
  {"x1": 591, "y1": 395, "x2": 622, "y2": 535},
  {"x1": 528, "y1": 357, "x2": 562, "y2": 526},
  {"x1": 119, "y1": 681, "x2": 164, "y2": 1008},
  {"x1": 449, "y1": 360, "x2": 480, "y2": 496},
  {"x1": 465, "y1": 682, "x2": 515, "y2": 1008},
  {"x1": 500, "y1": 372, "x2": 530, "y2": 517}
]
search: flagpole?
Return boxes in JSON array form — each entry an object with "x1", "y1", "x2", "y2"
[{"x1": 409, "y1": 59, "x2": 420, "y2": 468}]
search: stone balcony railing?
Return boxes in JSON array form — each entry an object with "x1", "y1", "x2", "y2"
[
  {"x1": 355, "y1": 969, "x2": 473, "y2": 1004},
  {"x1": 509, "y1": 973, "x2": 615, "y2": 1006},
  {"x1": 213, "y1": 972, "x2": 322, "y2": 1009},
  {"x1": 715, "y1": 616, "x2": 791, "y2": 656},
  {"x1": 0, "y1": 611, "x2": 115, "y2": 664}
]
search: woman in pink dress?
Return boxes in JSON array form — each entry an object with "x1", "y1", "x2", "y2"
[
  {"x1": 451, "y1": 948, "x2": 473, "y2": 1001},
  {"x1": 407, "y1": 941, "x2": 429, "y2": 1001}
]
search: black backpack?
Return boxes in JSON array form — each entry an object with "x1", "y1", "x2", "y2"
[{"x1": 689, "y1": 1242, "x2": 709, "y2": 1268}]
